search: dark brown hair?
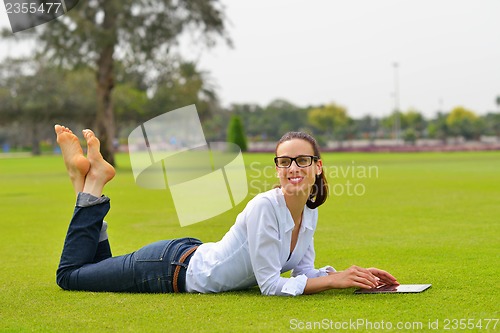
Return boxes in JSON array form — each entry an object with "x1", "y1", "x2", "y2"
[{"x1": 275, "y1": 132, "x2": 329, "y2": 209}]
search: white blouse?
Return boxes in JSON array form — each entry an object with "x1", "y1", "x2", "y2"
[{"x1": 185, "y1": 188, "x2": 335, "y2": 296}]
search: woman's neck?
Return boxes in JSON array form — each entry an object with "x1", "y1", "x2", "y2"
[{"x1": 282, "y1": 189, "x2": 308, "y2": 225}]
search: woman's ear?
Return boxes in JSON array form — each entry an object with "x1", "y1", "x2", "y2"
[{"x1": 316, "y1": 159, "x2": 323, "y2": 175}]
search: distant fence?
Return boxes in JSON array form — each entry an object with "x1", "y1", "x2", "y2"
[{"x1": 248, "y1": 137, "x2": 500, "y2": 153}]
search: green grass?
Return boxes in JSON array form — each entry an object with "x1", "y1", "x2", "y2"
[{"x1": 0, "y1": 151, "x2": 499, "y2": 332}]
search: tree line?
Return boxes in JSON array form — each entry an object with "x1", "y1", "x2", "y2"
[
  {"x1": 1, "y1": 0, "x2": 499, "y2": 160},
  {"x1": 206, "y1": 100, "x2": 500, "y2": 148},
  {"x1": 0, "y1": 56, "x2": 220, "y2": 155},
  {"x1": 1, "y1": 55, "x2": 499, "y2": 156}
]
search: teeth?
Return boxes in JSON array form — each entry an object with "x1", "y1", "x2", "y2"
[{"x1": 289, "y1": 177, "x2": 302, "y2": 182}]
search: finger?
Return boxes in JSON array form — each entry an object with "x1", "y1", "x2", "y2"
[
  {"x1": 352, "y1": 266, "x2": 378, "y2": 280},
  {"x1": 352, "y1": 278, "x2": 375, "y2": 289},
  {"x1": 379, "y1": 273, "x2": 398, "y2": 283},
  {"x1": 374, "y1": 275, "x2": 395, "y2": 286},
  {"x1": 371, "y1": 271, "x2": 392, "y2": 282},
  {"x1": 357, "y1": 270, "x2": 380, "y2": 286},
  {"x1": 377, "y1": 270, "x2": 398, "y2": 281},
  {"x1": 353, "y1": 272, "x2": 378, "y2": 288},
  {"x1": 369, "y1": 268, "x2": 399, "y2": 284},
  {"x1": 364, "y1": 269, "x2": 388, "y2": 286},
  {"x1": 349, "y1": 266, "x2": 381, "y2": 288}
]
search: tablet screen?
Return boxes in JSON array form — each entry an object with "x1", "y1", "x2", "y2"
[{"x1": 354, "y1": 284, "x2": 432, "y2": 294}]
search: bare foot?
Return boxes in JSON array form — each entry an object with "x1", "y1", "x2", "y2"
[
  {"x1": 82, "y1": 129, "x2": 116, "y2": 197},
  {"x1": 54, "y1": 125, "x2": 90, "y2": 194}
]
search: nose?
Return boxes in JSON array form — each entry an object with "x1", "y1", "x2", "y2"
[{"x1": 287, "y1": 161, "x2": 301, "y2": 173}]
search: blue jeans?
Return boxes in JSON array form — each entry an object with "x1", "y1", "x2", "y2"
[{"x1": 56, "y1": 193, "x2": 202, "y2": 293}]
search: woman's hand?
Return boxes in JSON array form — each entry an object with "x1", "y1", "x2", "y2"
[
  {"x1": 367, "y1": 267, "x2": 399, "y2": 286},
  {"x1": 304, "y1": 265, "x2": 399, "y2": 294},
  {"x1": 328, "y1": 265, "x2": 381, "y2": 289}
]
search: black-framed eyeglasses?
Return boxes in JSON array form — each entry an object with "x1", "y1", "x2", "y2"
[{"x1": 274, "y1": 155, "x2": 318, "y2": 168}]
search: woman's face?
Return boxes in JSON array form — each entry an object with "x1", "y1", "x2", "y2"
[{"x1": 275, "y1": 138, "x2": 322, "y2": 198}]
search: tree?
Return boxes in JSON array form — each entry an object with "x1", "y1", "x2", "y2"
[
  {"x1": 266, "y1": 99, "x2": 309, "y2": 137},
  {"x1": 226, "y1": 115, "x2": 247, "y2": 152},
  {"x1": 0, "y1": 58, "x2": 96, "y2": 154},
  {"x1": 427, "y1": 112, "x2": 449, "y2": 144},
  {"x1": 227, "y1": 99, "x2": 308, "y2": 141},
  {"x1": 146, "y1": 61, "x2": 219, "y2": 123},
  {"x1": 355, "y1": 115, "x2": 379, "y2": 142},
  {"x1": 34, "y1": 0, "x2": 230, "y2": 165},
  {"x1": 228, "y1": 103, "x2": 263, "y2": 140},
  {"x1": 482, "y1": 113, "x2": 500, "y2": 139},
  {"x1": 307, "y1": 103, "x2": 349, "y2": 143},
  {"x1": 446, "y1": 106, "x2": 482, "y2": 140},
  {"x1": 404, "y1": 109, "x2": 426, "y2": 137},
  {"x1": 381, "y1": 109, "x2": 426, "y2": 141},
  {"x1": 113, "y1": 82, "x2": 148, "y2": 136},
  {"x1": 403, "y1": 128, "x2": 417, "y2": 145}
]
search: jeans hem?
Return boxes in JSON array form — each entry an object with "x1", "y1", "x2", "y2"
[{"x1": 76, "y1": 192, "x2": 110, "y2": 207}]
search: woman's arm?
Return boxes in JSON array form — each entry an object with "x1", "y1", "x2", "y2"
[
  {"x1": 303, "y1": 265, "x2": 399, "y2": 295},
  {"x1": 292, "y1": 242, "x2": 336, "y2": 278},
  {"x1": 246, "y1": 198, "x2": 304, "y2": 296}
]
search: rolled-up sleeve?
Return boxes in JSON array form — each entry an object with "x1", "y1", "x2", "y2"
[{"x1": 246, "y1": 199, "x2": 307, "y2": 296}]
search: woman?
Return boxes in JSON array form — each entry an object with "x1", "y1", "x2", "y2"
[{"x1": 55, "y1": 125, "x2": 398, "y2": 296}]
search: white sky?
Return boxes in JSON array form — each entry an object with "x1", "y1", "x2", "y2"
[{"x1": 2, "y1": 0, "x2": 500, "y2": 119}]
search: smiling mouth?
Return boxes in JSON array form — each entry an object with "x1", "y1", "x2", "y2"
[{"x1": 288, "y1": 176, "x2": 304, "y2": 184}]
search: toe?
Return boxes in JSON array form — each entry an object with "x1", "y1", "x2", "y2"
[
  {"x1": 54, "y1": 124, "x2": 63, "y2": 134},
  {"x1": 83, "y1": 129, "x2": 94, "y2": 139}
]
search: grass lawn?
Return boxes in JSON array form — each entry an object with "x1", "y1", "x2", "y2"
[{"x1": 0, "y1": 151, "x2": 499, "y2": 332}]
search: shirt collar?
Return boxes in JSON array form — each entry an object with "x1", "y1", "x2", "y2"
[
  {"x1": 274, "y1": 188, "x2": 315, "y2": 233},
  {"x1": 301, "y1": 208, "x2": 315, "y2": 232}
]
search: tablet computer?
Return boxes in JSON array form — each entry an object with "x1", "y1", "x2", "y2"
[{"x1": 354, "y1": 284, "x2": 432, "y2": 294}]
